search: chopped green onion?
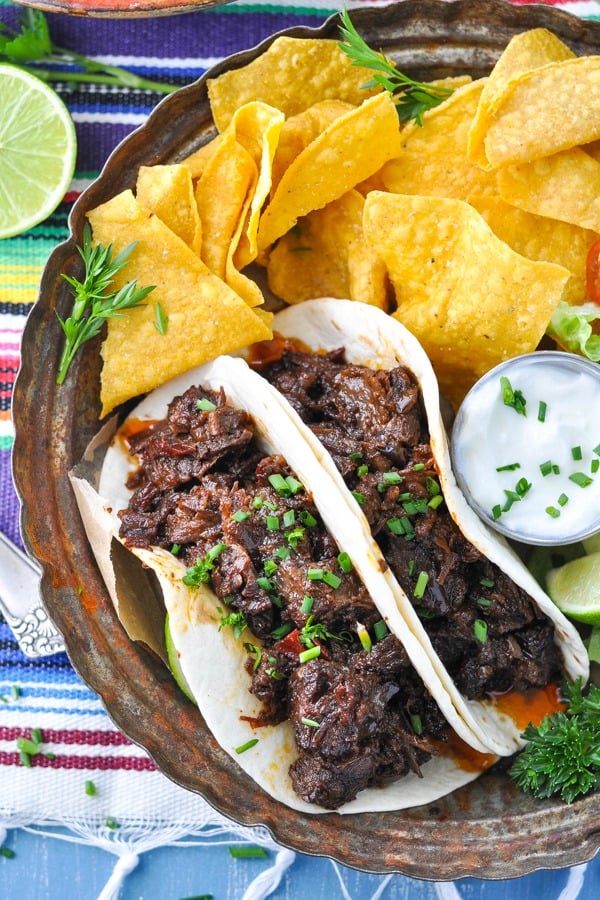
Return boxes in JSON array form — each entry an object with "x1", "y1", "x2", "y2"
[
  {"x1": 538, "y1": 400, "x2": 547, "y2": 422},
  {"x1": 492, "y1": 504, "x2": 502, "y2": 520},
  {"x1": 218, "y1": 610, "x2": 247, "y2": 640},
  {"x1": 552, "y1": 464, "x2": 561, "y2": 475},
  {"x1": 337, "y1": 551, "x2": 353, "y2": 573},
  {"x1": 183, "y1": 543, "x2": 227, "y2": 586},
  {"x1": 410, "y1": 713, "x2": 422, "y2": 735},
  {"x1": 301, "y1": 595, "x2": 314, "y2": 614},
  {"x1": 425, "y1": 476, "x2": 440, "y2": 494},
  {"x1": 231, "y1": 509, "x2": 250, "y2": 523},
  {"x1": 275, "y1": 546, "x2": 291, "y2": 560},
  {"x1": 594, "y1": 443, "x2": 600, "y2": 457},
  {"x1": 244, "y1": 642, "x2": 262, "y2": 672},
  {"x1": 252, "y1": 495, "x2": 264, "y2": 509},
  {"x1": 383, "y1": 471, "x2": 403, "y2": 484},
  {"x1": 170, "y1": 543, "x2": 181, "y2": 556},
  {"x1": 500, "y1": 375, "x2": 527, "y2": 416},
  {"x1": 271, "y1": 622, "x2": 294, "y2": 640},
  {"x1": 427, "y1": 494, "x2": 444, "y2": 510},
  {"x1": 569, "y1": 472, "x2": 593, "y2": 488},
  {"x1": 413, "y1": 462, "x2": 426, "y2": 471},
  {"x1": 323, "y1": 571, "x2": 341, "y2": 589},
  {"x1": 373, "y1": 619, "x2": 389, "y2": 641},
  {"x1": 257, "y1": 576, "x2": 274, "y2": 591},
  {"x1": 356, "y1": 623, "x2": 372, "y2": 653},
  {"x1": 285, "y1": 476, "x2": 304, "y2": 495},
  {"x1": 539, "y1": 460, "x2": 553, "y2": 477},
  {"x1": 266, "y1": 515, "x2": 280, "y2": 530},
  {"x1": 352, "y1": 490, "x2": 365, "y2": 505},
  {"x1": 496, "y1": 462, "x2": 521, "y2": 472},
  {"x1": 571, "y1": 446, "x2": 583, "y2": 461},
  {"x1": 349, "y1": 451, "x2": 363, "y2": 461},
  {"x1": 480, "y1": 577, "x2": 495, "y2": 588},
  {"x1": 235, "y1": 738, "x2": 259, "y2": 754},
  {"x1": 546, "y1": 506, "x2": 561, "y2": 518},
  {"x1": 228, "y1": 845, "x2": 268, "y2": 858},
  {"x1": 299, "y1": 510, "x2": 317, "y2": 527},
  {"x1": 299, "y1": 645, "x2": 321, "y2": 664},
  {"x1": 105, "y1": 817, "x2": 119, "y2": 830},
  {"x1": 402, "y1": 499, "x2": 429, "y2": 515},
  {"x1": 0, "y1": 848, "x2": 15, "y2": 859},
  {"x1": 300, "y1": 717, "x2": 320, "y2": 728},
  {"x1": 268, "y1": 473, "x2": 288, "y2": 494},
  {"x1": 474, "y1": 619, "x2": 488, "y2": 644},
  {"x1": 264, "y1": 559, "x2": 278, "y2": 576},
  {"x1": 477, "y1": 597, "x2": 493, "y2": 607},
  {"x1": 413, "y1": 571, "x2": 429, "y2": 599},
  {"x1": 282, "y1": 509, "x2": 296, "y2": 528},
  {"x1": 356, "y1": 464, "x2": 369, "y2": 477},
  {"x1": 408, "y1": 559, "x2": 416, "y2": 577},
  {"x1": 196, "y1": 397, "x2": 217, "y2": 412},
  {"x1": 592, "y1": 459, "x2": 600, "y2": 474},
  {"x1": 287, "y1": 527, "x2": 305, "y2": 549},
  {"x1": 307, "y1": 568, "x2": 324, "y2": 581},
  {"x1": 85, "y1": 780, "x2": 97, "y2": 796},
  {"x1": 387, "y1": 517, "x2": 406, "y2": 535},
  {"x1": 558, "y1": 493, "x2": 569, "y2": 507},
  {"x1": 515, "y1": 477, "x2": 532, "y2": 497}
]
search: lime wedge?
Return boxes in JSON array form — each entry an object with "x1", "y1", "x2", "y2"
[
  {"x1": 0, "y1": 65, "x2": 77, "y2": 239},
  {"x1": 165, "y1": 613, "x2": 196, "y2": 703},
  {"x1": 546, "y1": 552, "x2": 600, "y2": 624}
]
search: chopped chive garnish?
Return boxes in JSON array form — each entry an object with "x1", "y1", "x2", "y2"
[
  {"x1": 387, "y1": 517, "x2": 406, "y2": 535},
  {"x1": 275, "y1": 546, "x2": 291, "y2": 560},
  {"x1": 569, "y1": 472, "x2": 593, "y2": 488},
  {"x1": 480, "y1": 577, "x2": 495, "y2": 588},
  {"x1": 183, "y1": 543, "x2": 227, "y2": 586},
  {"x1": 301, "y1": 717, "x2": 321, "y2": 728},
  {"x1": 257, "y1": 576, "x2": 274, "y2": 591},
  {"x1": 492, "y1": 504, "x2": 502, "y2": 520},
  {"x1": 592, "y1": 459, "x2": 600, "y2": 474},
  {"x1": 594, "y1": 443, "x2": 600, "y2": 457},
  {"x1": 496, "y1": 462, "x2": 521, "y2": 472},
  {"x1": 538, "y1": 400, "x2": 547, "y2": 422},
  {"x1": 477, "y1": 597, "x2": 493, "y2": 607},
  {"x1": 349, "y1": 451, "x2": 363, "y2": 461},
  {"x1": 323, "y1": 572, "x2": 342, "y2": 589},
  {"x1": 571, "y1": 446, "x2": 583, "y2": 461},
  {"x1": 235, "y1": 738, "x2": 259, "y2": 754},
  {"x1": 373, "y1": 619, "x2": 389, "y2": 641},
  {"x1": 245, "y1": 642, "x2": 262, "y2": 672},
  {"x1": 252, "y1": 495, "x2": 263, "y2": 509},
  {"x1": 403, "y1": 499, "x2": 429, "y2": 515},
  {"x1": 356, "y1": 623, "x2": 372, "y2": 653},
  {"x1": 266, "y1": 515, "x2": 280, "y2": 530},
  {"x1": 337, "y1": 551, "x2": 353, "y2": 573},
  {"x1": 425, "y1": 476, "x2": 440, "y2": 494},
  {"x1": 383, "y1": 471, "x2": 403, "y2": 484},
  {"x1": 299, "y1": 645, "x2": 321, "y2": 664},
  {"x1": 196, "y1": 397, "x2": 217, "y2": 412},
  {"x1": 552, "y1": 464, "x2": 560, "y2": 475},
  {"x1": 105, "y1": 817, "x2": 119, "y2": 830},
  {"x1": 307, "y1": 568, "x2": 324, "y2": 581},
  {"x1": 282, "y1": 509, "x2": 295, "y2": 528},
  {"x1": 264, "y1": 559, "x2": 278, "y2": 576},
  {"x1": 228, "y1": 846, "x2": 268, "y2": 858},
  {"x1": 231, "y1": 509, "x2": 250, "y2": 523},
  {"x1": 352, "y1": 490, "x2": 365, "y2": 505},
  {"x1": 539, "y1": 460, "x2": 553, "y2": 477},
  {"x1": 427, "y1": 494, "x2": 444, "y2": 510},
  {"x1": 500, "y1": 375, "x2": 527, "y2": 416},
  {"x1": 474, "y1": 619, "x2": 488, "y2": 644},
  {"x1": 408, "y1": 559, "x2": 416, "y2": 577},
  {"x1": 413, "y1": 571, "x2": 429, "y2": 599},
  {"x1": 356, "y1": 464, "x2": 369, "y2": 477},
  {"x1": 170, "y1": 543, "x2": 181, "y2": 556},
  {"x1": 271, "y1": 622, "x2": 294, "y2": 640},
  {"x1": 546, "y1": 506, "x2": 560, "y2": 518},
  {"x1": 301, "y1": 595, "x2": 314, "y2": 614},
  {"x1": 410, "y1": 713, "x2": 422, "y2": 735},
  {"x1": 268, "y1": 473, "x2": 288, "y2": 493},
  {"x1": 516, "y1": 477, "x2": 532, "y2": 497},
  {"x1": 287, "y1": 526, "x2": 305, "y2": 549},
  {"x1": 285, "y1": 476, "x2": 304, "y2": 495},
  {"x1": 558, "y1": 493, "x2": 569, "y2": 507},
  {"x1": 299, "y1": 510, "x2": 317, "y2": 527},
  {"x1": 85, "y1": 780, "x2": 97, "y2": 796},
  {"x1": 413, "y1": 462, "x2": 425, "y2": 471},
  {"x1": 0, "y1": 848, "x2": 15, "y2": 859}
]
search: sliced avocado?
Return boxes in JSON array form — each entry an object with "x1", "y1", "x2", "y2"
[{"x1": 165, "y1": 613, "x2": 196, "y2": 704}]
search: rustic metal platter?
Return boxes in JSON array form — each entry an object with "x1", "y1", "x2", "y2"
[
  {"x1": 11, "y1": 0, "x2": 233, "y2": 20},
  {"x1": 12, "y1": 0, "x2": 600, "y2": 879}
]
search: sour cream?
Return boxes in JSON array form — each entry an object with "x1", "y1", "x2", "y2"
[{"x1": 450, "y1": 352, "x2": 600, "y2": 546}]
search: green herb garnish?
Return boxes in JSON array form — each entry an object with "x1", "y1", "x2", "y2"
[
  {"x1": 500, "y1": 375, "x2": 527, "y2": 416},
  {"x1": 510, "y1": 679, "x2": 600, "y2": 803},
  {"x1": 183, "y1": 543, "x2": 227, "y2": 586},
  {"x1": 337, "y1": 9, "x2": 452, "y2": 125},
  {"x1": 56, "y1": 224, "x2": 155, "y2": 384}
]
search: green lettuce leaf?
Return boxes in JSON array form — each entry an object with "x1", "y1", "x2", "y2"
[{"x1": 547, "y1": 301, "x2": 600, "y2": 362}]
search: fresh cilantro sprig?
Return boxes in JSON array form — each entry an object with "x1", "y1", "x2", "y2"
[
  {"x1": 337, "y1": 9, "x2": 453, "y2": 125},
  {"x1": 509, "y1": 679, "x2": 600, "y2": 803},
  {"x1": 0, "y1": 9, "x2": 177, "y2": 94},
  {"x1": 56, "y1": 224, "x2": 155, "y2": 384}
]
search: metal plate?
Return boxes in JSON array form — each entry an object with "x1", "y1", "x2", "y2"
[
  {"x1": 11, "y1": 0, "x2": 232, "y2": 20},
  {"x1": 12, "y1": 0, "x2": 600, "y2": 879}
]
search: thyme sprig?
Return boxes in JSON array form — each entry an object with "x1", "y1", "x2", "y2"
[
  {"x1": 56, "y1": 224, "x2": 155, "y2": 384},
  {"x1": 337, "y1": 9, "x2": 452, "y2": 125},
  {"x1": 0, "y1": 9, "x2": 177, "y2": 94},
  {"x1": 509, "y1": 679, "x2": 600, "y2": 803}
]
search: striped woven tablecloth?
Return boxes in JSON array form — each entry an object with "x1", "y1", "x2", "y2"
[{"x1": 1, "y1": 2, "x2": 600, "y2": 898}]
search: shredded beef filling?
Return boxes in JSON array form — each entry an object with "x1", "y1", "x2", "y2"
[
  {"x1": 254, "y1": 343, "x2": 563, "y2": 700},
  {"x1": 118, "y1": 384, "x2": 448, "y2": 809}
]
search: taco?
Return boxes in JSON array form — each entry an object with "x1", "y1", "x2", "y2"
[
  {"x1": 72, "y1": 354, "x2": 503, "y2": 814},
  {"x1": 248, "y1": 298, "x2": 589, "y2": 759}
]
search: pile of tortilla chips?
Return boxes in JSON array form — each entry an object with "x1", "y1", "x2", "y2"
[{"x1": 88, "y1": 26, "x2": 600, "y2": 415}]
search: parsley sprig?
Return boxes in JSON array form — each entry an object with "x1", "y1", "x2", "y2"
[
  {"x1": 56, "y1": 224, "x2": 155, "y2": 384},
  {"x1": 337, "y1": 9, "x2": 453, "y2": 125},
  {"x1": 509, "y1": 679, "x2": 600, "y2": 803},
  {"x1": 0, "y1": 9, "x2": 177, "y2": 94}
]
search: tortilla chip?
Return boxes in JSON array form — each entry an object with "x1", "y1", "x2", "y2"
[
  {"x1": 481, "y1": 56, "x2": 600, "y2": 169},
  {"x1": 257, "y1": 92, "x2": 403, "y2": 252},
  {"x1": 181, "y1": 134, "x2": 223, "y2": 179},
  {"x1": 467, "y1": 28, "x2": 575, "y2": 168},
  {"x1": 470, "y1": 195, "x2": 598, "y2": 304},
  {"x1": 266, "y1": 190, "x2": 388, "y2": 308},
  {"x1": 381, "y1": 79, "x2": 497, "y2": 200},
  {"x1": 207, "y1": 36, "x2": 380, "y2": 132},
  {"x1": 227, "y1": 102, "x2": 285, "y2": 270},
  {"x1": 497, "y1": 146, "x2": 600, "y2": 234},
  {"x1": 136, "y1": 164, "x2": 202, "y2": 255},
  {"x1": 87, "y1": 189, "x2": 272, "y2": 416},
  {"x1": 362, "y1": 192, "x2": 570, "y2": 407}
]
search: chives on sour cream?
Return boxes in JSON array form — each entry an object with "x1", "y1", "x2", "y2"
[{"x1": 451, "y1": 352, "x2": 600, "y2": 546}]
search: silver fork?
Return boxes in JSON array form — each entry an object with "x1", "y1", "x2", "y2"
[{"x1": 0, "y1": 530, "x2": 65, "y2": 657}]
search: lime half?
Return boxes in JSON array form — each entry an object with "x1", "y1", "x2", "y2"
[
  {"x1": 0, "y1": 65, "x2": 77, "y2": 239},
  {"x1": 547, "y1": 552, "x2": 600, "y2": 625}
]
